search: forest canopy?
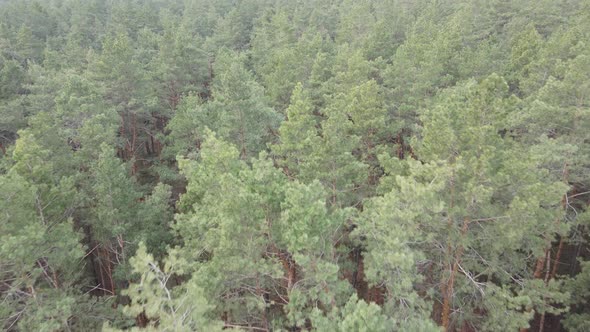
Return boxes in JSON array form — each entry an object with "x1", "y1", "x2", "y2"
[{"x1": 0, "y1": 0, "x2": 589, "y2": 331}]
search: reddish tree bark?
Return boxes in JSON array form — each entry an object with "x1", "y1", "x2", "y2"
[{"x1": 441, "y1": 217, "x2": 470, "y2": 331}]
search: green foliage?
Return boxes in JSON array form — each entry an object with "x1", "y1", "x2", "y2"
[
  {"x1": 105, "y1": 243, "x2": 223, "y2": 332},
  {"x1": 87, "y1": 144, "x2": 142, "y2": 242},
  {"x1": 310, "y1": 294, "x2": 392, "y2": 332},
  {"x1": 175, "y1": 132, "x2": 353, "y2": 329},
  {"x1": 161, "y1": 94, "x2": 208, "y2": 163},
  {"x1": 272, "y1": 83, "x2": 320, "y2": 176},
  {"x1": 0, "y1": 1, "x2": 588, "y2": 331},
  {"x1": 0, "y1": 171, "x2": 87, "y2": 331},
  {"x1": 563, "y1": 259, "x2": 590, "y2": 331},
  {"x1": 205, "y1": 50, "x2": 282, "y2": 159}
]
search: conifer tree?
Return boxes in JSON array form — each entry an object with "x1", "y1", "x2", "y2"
[
  {"x1": 359, "y1": 74, "x2": 570, "y2": 331},
  {"x1": 207, "y1": 50, "x2": 281, "y2": 159},
  {"x1": 0, "y1": 1, "x2": 588, "y2": 330},
  {"x1": 0, "y1": 132, "x2": 91, "y2": 330},
  {"x1": 271, "y1": 83, "x2": 320, "y2": 178},
  {"x1": 104, "y1": 243, "x2": 223, "y2": 332},
  {"x1": 174, "y1": 131, "x2": 354, "y2": 330}
]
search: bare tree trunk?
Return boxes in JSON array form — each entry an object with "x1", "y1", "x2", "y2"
[
  {"x1": 538, "y1": 250, "x2": 551, "y2": 332},
  {"x1": 120, "y1": 113, "x2": 127, "y2": 160},
  {"x1": 131, "y1": 112, "x2": 137, "y2": 175},
  {"x1": 442, "y1": 217, "x2": 469, "y2": 331}
]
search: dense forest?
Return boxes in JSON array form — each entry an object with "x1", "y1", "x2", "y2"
[{"x1": 0, "y1": 0, "x2": 589, "y2": 331}]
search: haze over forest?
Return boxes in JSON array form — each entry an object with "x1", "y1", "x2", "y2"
[{"x1": 0, "y1": 0, "x2": 589, "y2": 331}]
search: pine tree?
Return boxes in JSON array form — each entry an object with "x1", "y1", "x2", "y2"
[
  {"x1": 0, "y1": 133, "x2": 90, "y2": 330},
  {"x1": 0, "y1": 56, "x2": 28, "y2": 152},
  {"x1": 83, "y1": 144, "x2": 142, "y2": 295},
  {"x1": 104, "y1": 243, "x2": 223, "y2": 332},
  {"x1": 0, "y1": 1, "x2": 588, "y2": 330},
  {"x1": 174, "y1": 131, "x2": 354, "y2": 329},
  {"x1": 89, "y1": 31, "x2": 149, "y2": 172},
  {"x1": 563, "y1": 249, "x2": 590, "y2": 331},
  {"x1": 310, "y1": 294, "x2": 394, "y2": 332},
  {"x1": 271, "y1": 83, "x2": 320, "y2": 178},
  {"x1": 150, "y1": 16, "x2": 209, "y2": 111},
  {"x1": 360, "y1": 74, "x2": 570, "y2": 330},
  {"x1": 207, "y1": 50, "x2": 281, "y2": 159},
  {"x1": 335, "y1": 0, "x2": 376, "y2": 48},
  {"x1": 160, "y1": 94, "x2": 210, "y2": 172}
]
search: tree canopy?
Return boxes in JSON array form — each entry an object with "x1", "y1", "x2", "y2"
[{"x1": 0, "y1": 0, "x2": 589, "y2": 331}]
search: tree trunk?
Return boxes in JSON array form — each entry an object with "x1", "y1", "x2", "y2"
[
  {"x1": 525, "y1": 163, "x2": 568, "y2": 332},
  {"x1": 441, "y1": 217, "x2": 470, "y2": 331},
  {"x1": 119, "y1": 113, "x2": 128, "y2": 160},
  {"x1": 131, "y1": 112, "x2": 137, "y2": 175},
  {"x1": 538, "y1": 250, "x2": 552, "y2": 332}
]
